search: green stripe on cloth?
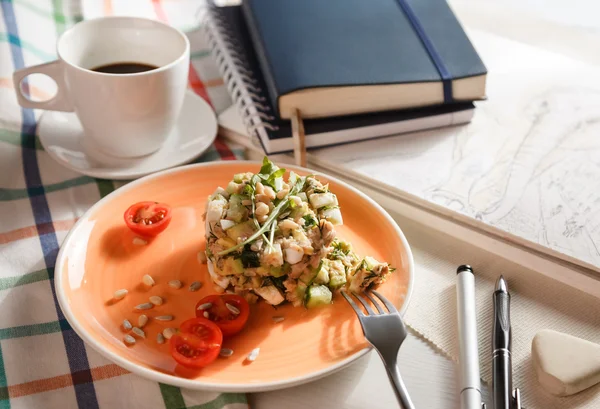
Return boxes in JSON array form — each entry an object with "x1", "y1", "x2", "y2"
[
  {"x1": 190, "y1": 50, "x2": 211, "y2": 59},
  {"x1": 159, "y1": 383, "x2": 186, "y2": 409},
  {"x1": 0, "y1": 176, "x2": 92, "y2": 201},
  {"x1": 51, "y1": 0, "x2": 65, "y2": 35},
  {"x1": 189, "y1": 393, "x2": 247, "y2": 409},
  {"x1": 0, "y1": 343, "x2": 9, "y2": 407},
  {"x1": 12, "y1": 0, "x2": 83, "y2": 24},
  {"x1": 0, "y1": 268, "x2": 49, "y2": 291},
  {"x1": 95, "y1": 179, "x2": 115, "y2": 198},
  {"x1": 0, "y1": 321, "x2": 61, "y2": 340},
  {"x1": 0, "y1": 129, "x2": 43, "y2": 150},
  {"x1": 0, "y1": 32, "x2": 54, "y2": 61}
]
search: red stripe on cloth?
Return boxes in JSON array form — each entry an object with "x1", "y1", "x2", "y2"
[
  {"x1": 213, "y1": 137, "x2": 236, "y2": 160},
  {"x1": 188, "y1": 66, "x2": 213, "y2": 109},
  {"x1": 91, "y1": 364, "x2": 130, "y2": 381},
  {"x1": 151, "y1": 0, "x2": 168, "y2": 21},
  {"x1": 6, "y1": 365, "x2": 128, "y2": 398},
  {"x1": 0, "y1": 219, "x2": 78, "y2": 245},
  {"x1": 103, "y1": 0, "x2": 113, "y2": 15},
  {"x1": 0, "y1": 78, "x2": 52, "y2": 100},
  {"x1": 203, "y1": 77, "x2": 225, "y2": 88}
]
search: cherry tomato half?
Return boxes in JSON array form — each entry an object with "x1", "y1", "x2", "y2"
[
  {"x1": 170, "y1": 331, "x2": 222, "y2": 369},
  {"x1": 195, "y1": 294, "x2": 250, "y2": 337},
  {"x1": 124, "y1": 201, "x2": 172, "y2": 237}
]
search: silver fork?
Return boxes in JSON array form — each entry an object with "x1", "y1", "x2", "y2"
[{"x1": 342, "y1": 290, "x2": 416, "y2": 409}]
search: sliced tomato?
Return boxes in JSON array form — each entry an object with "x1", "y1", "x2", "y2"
[
  {"x1": 124, "y1": 201, "x2": 172, "y2": 237},
  {"x1": 179, "y1": 317, "x2": 224, "y2": 342},
  {"x1": 195, "y1": 294, "x2": 250, "y2": 337},
  {"x1": 170, "y1": 331, "x2": 221, "y2": 369}
]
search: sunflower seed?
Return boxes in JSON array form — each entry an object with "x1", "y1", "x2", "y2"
[
  {"x1": 225, "y1": 303, "x2": 240, "y2": 315},
  {"x1": 155, "y1": 315, "x2": 174, "y2": 321},
  {"x1": 189, "y1": 281, "x2": 202, "y2": 292},
  {"x1": 219, "y1": 348, "x2": 234, "y2": 357},
  {"x1": 133, "y1": 237, "x2": 148, "y2": 246},
  {"x1": 138, "y1": 315, "x2": 148, "y2": 328},
  {"x1": 135, "y1": 302, "x2": 153, "y2": 311},
  {"x1": 149, "y1": 295, "x2": 163, "y2": 306},
  {"x1": 197, "y1": 302, "x2": 212, "y2": 311},
  {"x1": 124, "y1": 335, "x2": 136, "y2": 345},
  {"x1": 132, "y1": 327, "x2": 146, "y2": 338},
  {"x1": 246, "y1": 348, "x2": 260, "y2": 362},
  {"x1": 142, "y1": 274, "x2": 155, "y2": 286},
  {"x1": 197, "y1": 251, "x2": 207, "y2": 264},
  {"x1": 163, "y1": 328, "x2": 177, "y2": 339},
  {"x1": 113, "y1": 289, "x2": 128, "y2": 300},
  {"x1": 156, "y1": 333, "x2": 165, "y2": 344},
  {"x1": 122, "y1": 319, "x2": 133, "y2": 330},
  {"x1": 168, "y1": 280, "x2": 182, "y2": 289},
  {"x1": 272, "y1": 316, "x2": 285, "y2": 323},
  {"x1": 203, "y1": 311, "x2": 210, "y2": 318}
]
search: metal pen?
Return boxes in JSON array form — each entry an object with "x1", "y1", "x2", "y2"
[
  {"x1": 456, "y1": 265, "x2": 483, "y2": 409},
  {"x1": 492, "y1": 276, "x2": 521, "y2": 409}
]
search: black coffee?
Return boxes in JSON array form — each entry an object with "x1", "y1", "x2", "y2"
[{"x1": 92, "y1": 62, "x2": 158, "y2": 74}]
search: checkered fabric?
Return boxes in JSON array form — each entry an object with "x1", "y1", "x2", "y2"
[{"x1": 0, "y1": 0, "x2": 249, "y2": 408}]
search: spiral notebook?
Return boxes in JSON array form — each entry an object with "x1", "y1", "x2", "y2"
[{"x1": 205, "y1": 2, "x2": 480, "y2": 154}]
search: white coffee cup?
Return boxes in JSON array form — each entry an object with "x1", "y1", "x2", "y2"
[{"x1": 13, "y1": 17, "x2": 190, "y2": 158}]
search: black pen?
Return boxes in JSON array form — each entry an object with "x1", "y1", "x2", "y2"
[{"x1": 492, "y1": 276, "x2": 521, "y2": 409}]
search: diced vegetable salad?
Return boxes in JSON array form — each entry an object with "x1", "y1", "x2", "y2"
[{"x1": 203, "y1": 158, "x2": 394, "y2": 308}]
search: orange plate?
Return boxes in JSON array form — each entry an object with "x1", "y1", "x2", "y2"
[{"x1": 55, "y1": 161, "x2": 414, "y2": 392}]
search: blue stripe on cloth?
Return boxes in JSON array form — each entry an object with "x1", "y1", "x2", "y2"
[
  {"x1": 0, "y1": 2, "x2": 100, "y2": 408},
  {"x1": 395, "y1": 0, "x2": 453, "y2": 102}
]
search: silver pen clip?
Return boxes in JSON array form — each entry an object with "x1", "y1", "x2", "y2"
[{"x1": 512, "y1": 388, "x2": 522, "y2": 409}]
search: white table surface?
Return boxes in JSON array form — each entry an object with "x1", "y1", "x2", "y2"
[
  {"x1": 252, "y1": 334, "x2": 460, "y2": 409},
  {"x1": 252, "y1": 1, "x2": 600, "y2": 407}
]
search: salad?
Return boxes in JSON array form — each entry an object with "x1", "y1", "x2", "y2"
[{"x1": 204, "y1": 158, "x2": 394, "y2": 308}]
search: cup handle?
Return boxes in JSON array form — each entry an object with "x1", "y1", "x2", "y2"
[{"x1": 12, "y1": 60, "x2": 74, "y2": 112}]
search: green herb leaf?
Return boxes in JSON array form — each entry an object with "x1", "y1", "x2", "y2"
[
  {"x1": 302, "y1": 214, "x2": 317, "y2": 228},
  {"x1": 259, "y1": 156, "x2": 277, "y2": 176},
  {"x1": 242, "y1": 183, "x2": 254, "y2": 197},
  {"x1": 290, "y1": 175, "x2": 306, "y2": 196},
  {"x1": 263, "y1": 168, "x2": 286, "y2": 189},
  {"x1": 217, "y1": 198, "x2": 291, "y2": 256}
]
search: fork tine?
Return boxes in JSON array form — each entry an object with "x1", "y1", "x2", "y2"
[
  {"x1": 352, "y1": 292, "x2": 376, "y2": 315},
  {"x1": 341, "y1": 291, "x2": 365, "y2": 317},
  {"x1": 365, "y1": 291, "x2": 386, "y2": 314},
  {"x1": 371, "y1": 290, "x2": 398, "y2": 313}
]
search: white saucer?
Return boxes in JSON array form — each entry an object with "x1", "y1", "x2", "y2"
[{"x1": 38, "y1": 90, "x2": 218, "y2": 180}]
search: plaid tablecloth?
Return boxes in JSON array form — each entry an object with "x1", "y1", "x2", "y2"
[{"x1": 0, "y1": 0, "x2": 250, "y2": 408}]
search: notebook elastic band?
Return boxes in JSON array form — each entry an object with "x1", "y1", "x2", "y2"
[{"x1": 395, "y1": 0, "x2": 453, "y2": 103}]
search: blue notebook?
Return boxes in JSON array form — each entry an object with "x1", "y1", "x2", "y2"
[
  {"x1": 241, "y1": 0, "x2": 487, "y2": 119},
  {"x1": 206, "y1": 2, "x2": 478, "y2": 154}
]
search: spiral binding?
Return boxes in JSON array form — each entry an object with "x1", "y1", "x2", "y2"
[{"x1": 203, "y1": 2, "x2": 278, "y2": 148}]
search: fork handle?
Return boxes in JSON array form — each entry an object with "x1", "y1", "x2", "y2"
[{"x1": 384, "y1": 362, "x2": 416, "y2": 409}]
